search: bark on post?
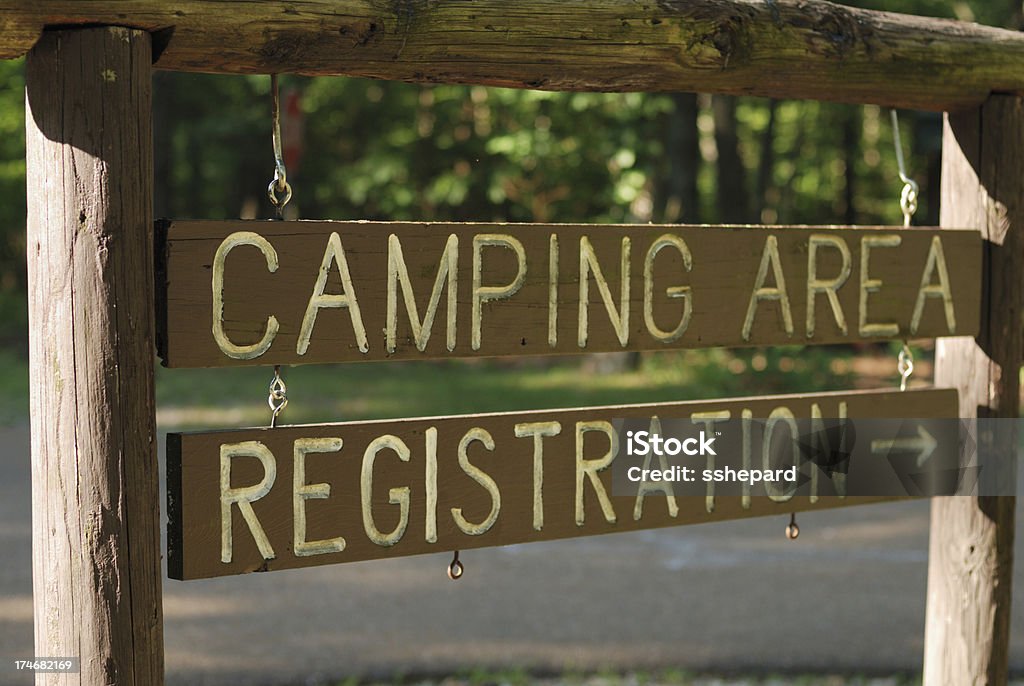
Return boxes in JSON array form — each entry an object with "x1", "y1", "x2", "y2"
[
  {"x1": 26, "y1": 28, "x2": 164, "y2": 685},
  {"x1": 925, "y1": 97, "x2": 1023, "y2": 684}
]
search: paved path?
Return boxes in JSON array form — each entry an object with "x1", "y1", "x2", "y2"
[{"x1": 1, "y1": 423, "x2": 1022, "y2": 685}]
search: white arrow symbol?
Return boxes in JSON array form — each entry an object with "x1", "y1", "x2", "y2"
[{"x1": 871, "y1": 426, "x2": 938, "y2": 468}]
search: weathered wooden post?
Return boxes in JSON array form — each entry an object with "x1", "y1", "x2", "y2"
[
  {"x1": 925, "y1": 97, "x2": 1024, "y2": 684},
  {"x1": 25, "y1": 27, "x2": 164, "y2": 685}
]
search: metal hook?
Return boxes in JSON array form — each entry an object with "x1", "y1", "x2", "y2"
[
  {"x1": 890, "y1": 109, "x2": 918, "y2": 227},
  {"x1": 897, "y1": 342, "x2": 914, "y2": 392},
  {"x1": 447, "y1": 550, "x2": 464, "y2": 580},
  {"x1": 268, "y1": 74, "x2": 292, "y2": 217},
  {"x1": 786, "y1": 512, "x2": 800, "y2": 540},
  {"x1": 268, "y1": 365, "x2": 288, "y2": 427}
]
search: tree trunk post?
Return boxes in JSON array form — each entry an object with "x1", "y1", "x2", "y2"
[
  {"x1": 26, "y1": 27, "x2": 164, "y2": 685},
  {"x1": 925, "y1": 96, "x2": 1023, "y2": 684}
]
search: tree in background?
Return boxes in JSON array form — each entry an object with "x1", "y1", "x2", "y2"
[{"x1": 0, "y1": 59, "x2": 25, "y2": 345}]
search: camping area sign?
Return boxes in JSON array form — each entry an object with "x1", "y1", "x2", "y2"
[{"x1": 157, "y1": 221, "x2": 981, "y2": 367}]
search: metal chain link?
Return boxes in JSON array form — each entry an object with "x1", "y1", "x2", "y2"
[
  {"x1": 897, "y1": 343, "x2": 915, "y2": 392},
  {"x1": 268, "y1": 365, "x2": 288, "y2": 427}
]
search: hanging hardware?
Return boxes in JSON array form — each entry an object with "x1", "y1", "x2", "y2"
[
  {"x1": 268, "y1": 365, "x2": 288, "y2": 428},
  {"x1": 897, "y1": 342, "x2": 915, "y2": 392},
  {"x1": 890, "y1": 109, "x2": 919, "y2": 227},
  {"x1": 268, "y1": 74, "x2": 293, "y2": 217},
  {"x1": 447, "y1": 550, "x2": 464, "y2": 580},
  {"x1": 786, "y1": 512, "x2": 800, "y2": 540}
]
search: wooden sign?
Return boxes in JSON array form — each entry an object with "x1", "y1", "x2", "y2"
[
  {"x1": 168, "y1": 387, "x2": 957, "y2": 580},
  {"x1": 157, "y1": 221, "x2": 982, "y2": 367}
]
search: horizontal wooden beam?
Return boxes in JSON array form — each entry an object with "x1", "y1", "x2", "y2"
[{"x1": 2, "y1": 1, "x2": 1024, "y2": 110}]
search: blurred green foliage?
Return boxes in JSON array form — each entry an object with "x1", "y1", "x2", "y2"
[
  {"x1": 148, "y1": 346, "x2": 856, "y2": 429},
  {"x1": 0, "y1": 57, "x2": 25, "y2": 343}
]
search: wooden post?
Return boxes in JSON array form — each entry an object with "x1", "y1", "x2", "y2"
[
  {"x1": 26, "y1": 28, "x2": 164, "y2": 685},
  {"x1": 924, "y1": 97, "x2": 1023, "y2": 684}
]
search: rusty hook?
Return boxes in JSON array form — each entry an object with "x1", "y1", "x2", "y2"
[
  {"x1": 447, "y1": 550, "x2": 464, "y2": 580},
  {"x1": 786, "y1": 512, "x2": 800, "y2": 540}
]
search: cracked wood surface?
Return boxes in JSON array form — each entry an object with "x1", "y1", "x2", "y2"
[
  {"x1": 26, "y1": 27, "x2": 164, "y2": 686},
  {"x1": 924, "y1": 97, "x2": 1024, "y2": 686},
  {"x1": 2, "y1": 1, "x2": 1024, "y2": 109}
]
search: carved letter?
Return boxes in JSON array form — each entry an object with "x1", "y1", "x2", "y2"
[
  {"x1": 298, "y1": 231, "x2": 369, "y2": 355},
  {"x1": 910, "y1": 236, "x2": 956, "y2": 334},
  {"x1": 220, "y1": 441, "x2": 277, "y2": 563},
  {"x1": 810, "y1": 402, "x2": 848, "y2": 502},
  {"x1": 548, "y1": 234, "x2": 559, "y2": 348},
  {"x1": 742, "y1": 235, "x2": 793, "y2": 341},
  {"x1": 859, "y1": 234, "x2": 902, "y2": 337},
  {"x1": 692, "y1": 411, "x2": 731, "y2": 514},
  {"x1": 515, "y1": 421, "x2": 562, "y2": 531},
  {"x1": 741, "y1": 409, "x2": 753, "y2": 510},
  {"x1": 575, "y1": 420, "x2": 618, "y2": 525},
  {"x1": 806, "y1": 234, "x2": 851, "y2": 337},
  {"x1": 472, "y1": 234, "x2": 527, "y2": 350},
  {"x1": 387, "y1": 233, "x2": 458, "y2": 353},
  {"x1": 763, "y1": 407, "x2": 799, "y2": 503},
  {"x1": 451, "y1": 428, "x2": 501, "y2": 535},
  {"x1": 425, "y1": 427, "x2": 438, "y2": 543},
  {"x1": 633, "y1": 416, "x2": 680, "y2": 521},
  {"x1": 361, "y1": 435, "x2": 411, "y2": 546},
  {"x1": 212, "y1": 232, "x2": 279, "y2": 359},
  {"x1": 293, "y1": 438, "x2": 346, "y2": 557},
  {"x1": 579, "y1": 236, "x2": 631, "y2": 347},
  {"x1": 643, "y1": 234, "x2": 693, "y2": 343}
]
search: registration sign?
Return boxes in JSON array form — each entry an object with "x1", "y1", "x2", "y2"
[{"x1": 168, "y1": 388, "x2": 958, "y2": 580}]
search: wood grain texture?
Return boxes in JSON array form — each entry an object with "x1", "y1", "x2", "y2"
[
  {"x1": 924, "y1": 99, "x2": 1023, "y2": 685},
  {"x1": 26, "y1": 28, "x2": 164, "y2": 686},
  {"x1": 168, "y1": 388, "x2": 956, "y2": 580},
  {"x1": 158, "y1": 221, "x2": 982, "y2": 368},
  {"x1": 2, "y1": 1, "x2": 1024, "y2": 110}
]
